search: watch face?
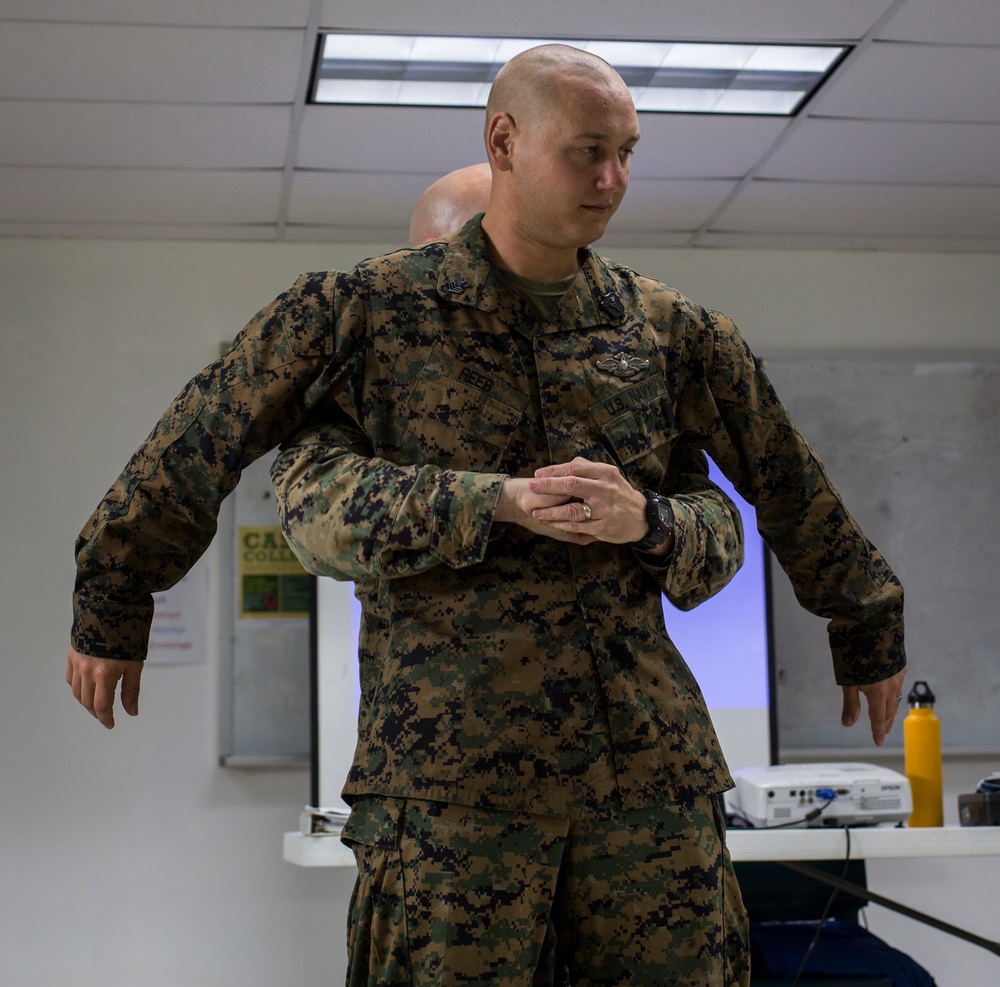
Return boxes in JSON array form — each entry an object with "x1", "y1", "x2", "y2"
[{"x1": 655, "y1": 499, "x2": 674, "y2": 530}]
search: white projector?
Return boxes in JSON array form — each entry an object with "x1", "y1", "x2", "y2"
[{"x1": 731, "y1": 762, "x2": 912, "y2": 829}]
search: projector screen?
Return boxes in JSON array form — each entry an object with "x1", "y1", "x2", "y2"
[{"x1": 312, "y1": 462, "x2": 774, "y2": 809}]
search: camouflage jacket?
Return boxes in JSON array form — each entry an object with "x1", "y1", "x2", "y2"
[
  {"x1": 72, "y1": 226, "x2": 740, "y2": 665},
  {"x1": 268, "y1": 219, "x2": 905, "y2": 815}
]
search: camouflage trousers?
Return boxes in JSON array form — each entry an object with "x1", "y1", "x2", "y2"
[{"x1": 340, "y1": 793, "x2": 749, "y2": 987}]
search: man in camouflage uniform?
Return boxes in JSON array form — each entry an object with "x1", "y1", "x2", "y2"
[{"x1": 263, "y1": 46, "x2": 906, "y2": 986}]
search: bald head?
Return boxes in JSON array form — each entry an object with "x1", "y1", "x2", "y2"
[
  {"x1": 408, "y1": 163, "x2": 492, "y2": 245},
  {"x1": 486, "y1": 44, "x2": 630, "y2": 136}
]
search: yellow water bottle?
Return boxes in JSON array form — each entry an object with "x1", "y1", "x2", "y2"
[{"x1": 904, "y1": 680, "x2": 943, "y2": 827}]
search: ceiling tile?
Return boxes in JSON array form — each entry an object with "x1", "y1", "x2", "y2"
[
  {"x1": 296, "y1": 105, "x2": 485, "y2": 173},
  {"x1": 698, "y1": 230, "x2": 1000, "y2": 253},
  {"x1": 0, "y1": 102, "x2": 292, "y2": 169},
  {"x1": 713, "y1": 180, "x2": 1000, "y2": 238},
  {"x1": 612, "y1": 178, "x2": 739, "y2": 231},
  {"x1": 0, "y1": 167, "x2": 284, "y2": 224},
  {"x1": 284, "y1": 224, "x2": 408, "y2": 245},
  {"x1": 0, "y1": 0, "x2": 997, "y2": 253},
  {"x1": 879, "y1": 0, "x2": 1000, "y2": 45},
  {"x1": 598, "y1": 229, "x2": 698, "y2": 248},
  {"x1": 0, "y1": 0, "x2": 312, "y2": 26},
  {"x1": 630, "y1": 115, "x2": 789, "y2": 179},
  {"x1": 0, "y1": 22, "x2": 305, "y2": 102},
  {"x1": 0, "y1": 221, "x2": 279, "y2": 241},
  {"x1": 287, "y1": 170, "x2": 437, "y2": 227},
  {"x1": 758, "y1": 118, "x2": 1000, "y2": 185},
  {"x1": 321, "y1": 0, "x2": 895, "y2": 42},
  {"x1": 814, "y1": 42, "x2": 1000, "y2": 122}
]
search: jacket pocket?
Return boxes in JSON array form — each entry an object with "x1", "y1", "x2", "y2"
[
  {"x1": 591, "y1": 375, "x2": 676, "y2": 487},
  {"x1": 398, "y1": 350, "x2": 528, "y2": 471}
]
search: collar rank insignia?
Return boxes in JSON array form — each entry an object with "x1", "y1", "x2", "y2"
[
  {"x1": 599, "y1": 289, "x2": 625, "y2": 319},
  {"x1": 596, "y1": 352, "x2": 650, "y2": 379},
  {"x1": 444, "y1": 276, "x2": 471, "y2": 294}
]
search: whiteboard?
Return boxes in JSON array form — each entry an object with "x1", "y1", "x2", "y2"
[
  {"x1": 764, "y1": 357, "x2": 1000, "y2": 754},
  {"x1": 223, "y1": 453, "x2": 311, "y2": 763},
  {"x1": 313, "y1": 577, "x2": 362, "y2": 810}
]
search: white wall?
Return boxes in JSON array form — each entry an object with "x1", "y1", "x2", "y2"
[{"x1": 1, "y1": 237, "x2": 997, "y2": 986}]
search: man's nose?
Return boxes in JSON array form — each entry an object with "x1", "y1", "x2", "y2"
[{"x1": 596, "y1": 156, "x2": 629, "y2": 191}]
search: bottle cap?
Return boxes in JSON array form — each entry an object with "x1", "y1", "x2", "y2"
[{"x1": 907, "y1": 680, "x2": 936, "y2": 707}]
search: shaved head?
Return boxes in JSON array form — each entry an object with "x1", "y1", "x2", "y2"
[
  {"x1": 408, "y1": 163, "x2": 492, "y2": 245},
  {"x1": 486, "y1": 44, "x2": 631, "y2": 137}
]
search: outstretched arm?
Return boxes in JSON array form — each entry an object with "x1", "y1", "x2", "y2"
[
  {"x1": 72, "y1": 274, "x2": 344, "y2": 666},
  {"x1": 68, "y1": 273, "x2": 374, "y2": 727}
]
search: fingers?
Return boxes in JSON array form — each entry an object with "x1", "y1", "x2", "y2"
[
  {"x1": 533, "y1": 498, "x2": 594, "y2": 525},
  {"x1": 66, "y1": 648, "x2": 141, "y2": 730},
  {"x1": 528, "y1": 497, "x2": 601, "y2": 544},
  {"x1": 528, "y1": 492, "x2": 631, "y2": 542},
  {"x1": 870, "y1": 699, "x2": 894, "y2": 748},
  {"x1": 529, "y1": 459, "x2": 606, "y2": 530},
  {"x1": 841, "y1": 685, "x2": 861, "y2": 729},
  {"x1": 841, "y1": 669, "x2": 907, "y2": 747},
  {"x1": 530, "y1": 458, "x2": 647, "y2": 543},
  {"x1": 863, "y1": 670, "x2": 906, "y2": 747},
  {"x1": 532, "y1": 457, "x2": 621, "y2": 498},
  {"x1": 119, "y1": 663, "x2": 142, "y2": 719}
]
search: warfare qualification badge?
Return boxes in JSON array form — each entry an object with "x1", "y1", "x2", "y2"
[{"x1": 596, "y1": 352, "x2": 650, "y2": 379}]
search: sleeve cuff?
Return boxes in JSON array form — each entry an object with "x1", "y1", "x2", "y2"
[
  {"x1": 430, "y1": 472, "x2": 508, "y2": 569},
  {"x1": 71, "y1": 592, "x2": 153, "y2": 661}
]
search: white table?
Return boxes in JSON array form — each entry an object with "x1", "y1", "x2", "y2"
[
  {"x1": 285, "y1": 823, "x2": 1000, "y2": 868},
  {"x1": 725, "y1": 823, "x2": 1000, "y2": 861},
  {"x1": 284, "y1": 824, "x2": 1000, "y2": 956},
  {"x1": 284, "y1": 830, "x2": 355, "y2": 867}
]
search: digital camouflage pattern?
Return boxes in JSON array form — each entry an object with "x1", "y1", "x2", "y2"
[
  {"x1": 269, "y1": 218, "x2": 904, "y2": 815},
  {"x1": 72, "y1": 278, "x2": 364, "y2": 660},
  {"x1": 71, "y1": 223, "x2": 739, "y2": 666},
  {"x1": 341, "y1": 792, "x2": 748, "y2": 987}
]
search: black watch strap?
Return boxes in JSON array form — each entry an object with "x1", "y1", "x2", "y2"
[{"x1": 631, "y1": 489, "x2": 675, "y2": 554}]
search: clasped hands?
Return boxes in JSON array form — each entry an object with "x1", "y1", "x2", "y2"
[{"x1": 495, "y1": 456, "x2": 649, "y2": 546}]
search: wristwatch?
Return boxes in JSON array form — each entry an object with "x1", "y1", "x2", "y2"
[{"x1": 631, "y1": 489, "x2": 675, "y2": 554}]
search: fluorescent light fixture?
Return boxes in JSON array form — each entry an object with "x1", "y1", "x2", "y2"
[{"x1": 311, "y1": 34, "x2": 848, "y2": 115}]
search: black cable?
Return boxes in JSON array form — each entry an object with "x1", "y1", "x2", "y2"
[
  {"x1": 782, "y1": 859, "x2": 1000, "y2": 957},
  {"x1": 789, "y1": 825, "x2": 852, "y2": 987}
]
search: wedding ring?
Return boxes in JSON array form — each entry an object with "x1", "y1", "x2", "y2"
[
  {"x1": 894, "y1": 695, "x2": 903, "y2": 704},
  {"x1": 582, "y1": 502, "x2": 592, "y2": 521}
]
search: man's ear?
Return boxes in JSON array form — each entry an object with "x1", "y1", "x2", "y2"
[{"x1": 485, "y1": 112, "x2": 516, "y2": 172}]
